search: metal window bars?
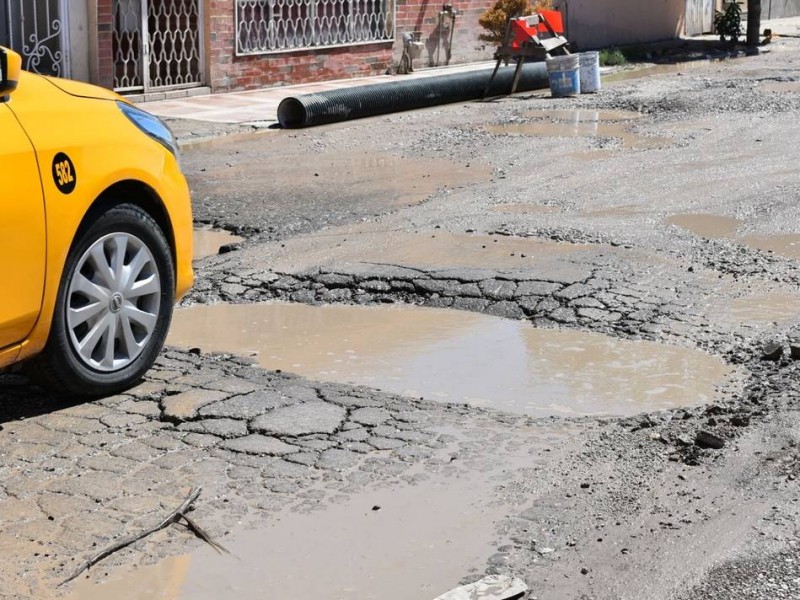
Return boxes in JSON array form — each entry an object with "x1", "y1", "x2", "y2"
[
  {"x1": 5, "y1": 0, "x2": 68, "y2": 77},
  {"x1": 236, "y1": 0, "x2": 395, "y2": 55}
]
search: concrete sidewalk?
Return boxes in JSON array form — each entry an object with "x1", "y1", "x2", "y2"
[
  {"x1": 143, "y1": 61, "x2": 496, "y2": 127},
  {"x1": 143, "y1": 16, "x2": 800, "y2": 128}
]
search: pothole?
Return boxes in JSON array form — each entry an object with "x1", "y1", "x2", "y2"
[
  {"x1": 739, "y1": 234, "x2": 800, "y2": 261},
  {"x1": 66, "y1": 471, "x2": 511, "y2": 600},
  {"x1": 193, "y1": 226, "x2": 245, "y2": 260},
  {"x1": 723, "y1": 292, "x2": 800, "y2": 325},
  {"x1": 603, "y1": 62, "x2": 701, "y2": 83},
  {"x1": 667, "y1": 213, "x2": 743, "y2": 238},
  {"x1": 761, "y1": 81, "x2": 800, "y2": 93},
  {"x1": 486, "y1": 109, "x2": 666, "y2": 150},
  {"x1": 167, "y1": 302, "x2": 732, "y2": 418},
  {"x1": 668, "y1": 214, "x2": 800, "y2": 261},
  {"x1": 261, "y1": 230, "x2": 598, "y2": 273}
]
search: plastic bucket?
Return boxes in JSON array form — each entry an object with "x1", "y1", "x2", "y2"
[
  {"x1": 546, "y1": 54, "x2": 580, "y2": 98},
  {"x1": 579, "y1": 51, "x2": 601, "y2": 93}
]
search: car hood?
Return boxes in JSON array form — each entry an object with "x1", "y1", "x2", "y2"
[{"x1": 42, "y1": 75, "x2": 125, "y2": 102}]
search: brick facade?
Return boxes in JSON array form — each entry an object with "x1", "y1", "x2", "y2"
[
  {"x1": 96, "y1": 0, "x2": 114, "y2": 89},
  {"x1": 207, "y1": 0, "x2": 494, "y2": 93}
]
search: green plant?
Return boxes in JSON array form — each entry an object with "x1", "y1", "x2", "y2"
[
  {"x1": 478, "y1": 0, "x2": 553, "y2": 45},
  {"x1": 714, "y1": 2, "x2": 742, "y2": 44},
  {"x1": 599, "y1": 48, "x2": 627, "y2": 66}
]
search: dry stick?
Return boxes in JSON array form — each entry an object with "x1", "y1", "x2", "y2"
[
  {"x1": 180, "y1": 513, "x2": 231, "y2": 555},
  {"x1": 59, "y1": 487, "x2": 202, "y2": 587}
]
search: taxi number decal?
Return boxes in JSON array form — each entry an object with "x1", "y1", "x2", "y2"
[{"x1": 52, "y1": 152, "x2": 77, "y2": 194}]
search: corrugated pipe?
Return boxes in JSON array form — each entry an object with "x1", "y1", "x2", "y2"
[{"x1": 277, "y1": 62, "x2": 550, "y2": 128}]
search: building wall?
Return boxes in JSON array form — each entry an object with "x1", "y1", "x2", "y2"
[
  {"x1": 207, "y1": 0, "x2": 495, "y2": 92},
  {"x1": 555, "y1": 0, "x2": 684, "y2": 50},
  {"x1": 68, "y1": 0, "x2": 91, "y2": 81},
  {"x1": 763, "y1": 0, "x2": 800, "y2": 19}
]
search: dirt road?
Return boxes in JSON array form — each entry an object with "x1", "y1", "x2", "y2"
[{"x1": 4, "y1": 32, "x2": 800, "y2": 600}]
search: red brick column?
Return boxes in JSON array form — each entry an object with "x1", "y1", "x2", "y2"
[{"x1": 96, "y1": 0, "x2": 114, "y2": 89}]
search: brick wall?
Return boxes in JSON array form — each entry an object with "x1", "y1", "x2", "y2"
[
  {"x1": 96, "y1": 0, "x2": 114, "y2": 89},
  {"x1": 207, "y1": 0, "x2": 495, "y2": 92}
]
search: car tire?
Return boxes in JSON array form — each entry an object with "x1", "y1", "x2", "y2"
[{"x1": 29, "y1": 203, "x2": 175, "y2": 397}]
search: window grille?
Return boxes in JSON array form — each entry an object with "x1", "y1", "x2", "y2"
[{"x1": 236, "y1": 0, "x2": 395, "y2": 55}]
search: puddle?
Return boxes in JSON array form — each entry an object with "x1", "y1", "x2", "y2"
[
  {"x1": 262, "y1": 230, "x2": 597, "y2": 274},
  {"x1": 603, "y1": 62, "x2": 698, "y2": 83},
  {"x1": 724, "y1": 292, "x2": 800, "y2": 325},
  {"x1": 487, "y1": 109, "x2": 666, "y2": 150},
  {"x1": 761, "y1": 81, "x2": 800, "y2": 93},
  {"x1": 167, "y1": 303, "x2": 730, "y2": 417},
  {"x1": 666, "y1": 213, "x2": 742, "y2": 239},
  {"x1": 191, "y1": 150, "x2": 491, "y2": 210},
  {"x1": 193, "y1": 227, "x2": 244, "y2": 260},
  {"x1": 740, "y1": 234, "x2": 800, "y2": 261},
  {"x1": 66, "y1": 469, "x2": 516, "y2": 600},
  {"x1": 582, "y1": 205, "x2": 644, "y2": 218},
  {"x1": 491, "y1": 203, "x2": 560, "y2": 215}
]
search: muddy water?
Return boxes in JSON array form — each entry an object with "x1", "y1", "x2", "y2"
[
  {"x1": 487, "y1": 109, "x2": 665, "y2": 150},
  {"x1": 740, "y1": 234, "x2": 800, "y2": 260},
  {"x1": 491, "y1": 203, "x2": 560, "y2": 215},
  {"x1": 264, "y1": 230, "x2": 596, "y2": 274},
  {"x1": 666, "y1": 214, "x2": 742, "y2": 238},
  {"x1": 167, "y1": 303, "x2": 730, "y2": 417},
  {"x1": 724, "y1": 292, "x2": 800, "y2": 325},
  {"x1": 194, "y1": 151, "x2": 491, "y2": 210},
  {"x1": 66, "y1": 462, "x2": 529, "y2": 600},
  {"x1": 761, "y1": 81, "x2": 800, "y2": 93},
  {"x1": 193, "y1": 227, "x2": 245, "y2": 260},
  {"x1": 603, "y1": 62, "x2": 700, "y2": 83}
]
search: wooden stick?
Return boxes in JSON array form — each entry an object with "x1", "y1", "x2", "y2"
[{"x1": 59, "y1": 487, "x2": 202, "y2": 587}]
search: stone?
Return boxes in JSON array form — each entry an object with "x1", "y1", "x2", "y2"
[
  {"x1": 514, "y1": 280, "x2": 562, "y2": 297},
  {"x1": 350, "y1": 407, "x2": 391, "y2": 426},
  {"x1": 178, "y1": 418, "x2": 248, "y2": 439},
  {"x1": 433, "y1": 575, "x2": 528, "y2": 600},
  {"x1": 199, "y1": 390, "x2": 291, "y2": 419},
  {"x1": 763, "y1": 341, "x2": 784, "y2": 361},
  {"x1": 695, "y1": 430, "x2": 725, "y2": 449},
  {"x1": 161, "y1": 389, "x2": 229, "y2": 422},
  {"x1": 220, "y1": 435, "x2": 299, "y2": 455},
  {"x1": 250, "y1": 403, "x2": 346, "y2": 436},
  {"x1": 316, "y1": 449, "x2": 361, "y2": 471}
]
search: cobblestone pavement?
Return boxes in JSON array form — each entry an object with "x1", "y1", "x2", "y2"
[{"x1": 5, "y1": 34, "x2": 800, "y2": 600}]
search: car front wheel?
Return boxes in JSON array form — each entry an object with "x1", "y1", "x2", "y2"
[{"x1": 31, "y1": 203, "x2": 175, "y2": 397}]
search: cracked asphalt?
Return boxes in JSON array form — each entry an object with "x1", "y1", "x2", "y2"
[{"x1": 5, "y1": 32, "x2": 800, "y2": 600}]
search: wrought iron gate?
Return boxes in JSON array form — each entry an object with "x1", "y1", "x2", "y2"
[
  {"x1": 1, "y1": 0, "x2": 69, "y2": 77},
  {"x1": 113, "y1": 0, "x2": 204, "y2": 93}
]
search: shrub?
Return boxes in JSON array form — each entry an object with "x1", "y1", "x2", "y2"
[
  {"x1": 478, "y1": 0, "x2": 554, "y2": 45},
  {"x1": 599, "y1": 48, "x2": 627, "y2": 66}
]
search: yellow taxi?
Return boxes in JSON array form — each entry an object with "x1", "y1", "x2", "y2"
[{"x1": 1, "y1": 47, "x2": 193, "y2": 397}]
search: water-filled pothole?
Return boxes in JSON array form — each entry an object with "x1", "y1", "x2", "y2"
[
  {"x1": 193, "y1": 227, "x2": 245, "y2": 260},
  {"x1": 724, "y1": 292, "x2": 800, "y2": 325},
  {"x1": 167, "y1": 303, "x2": 731, "y2": 417},
  {"x1": 666, "y1": 213, "x2": 742, "y2": 238},
  {"x1": 740, "y1": 234, "x2": 800, "y2": 261},
  {"x1": 486, "y1": 109, "x2": 665, "y2": 150}
]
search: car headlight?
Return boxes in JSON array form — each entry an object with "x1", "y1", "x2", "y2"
[{"x1": 117, "y1": 101, "x2": 178, "y2": 157}]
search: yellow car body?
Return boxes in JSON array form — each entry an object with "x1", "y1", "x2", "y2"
[{"x1": 0, "y1": 47, "x2": 193, "y2": 396}]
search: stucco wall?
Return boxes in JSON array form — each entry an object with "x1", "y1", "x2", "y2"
[
  {"x1": 763, "y1": 0, "x2": 800, "y2": 19},
  {"x1": 555, "y1": 0, "x2": 685, "y2": 50}
]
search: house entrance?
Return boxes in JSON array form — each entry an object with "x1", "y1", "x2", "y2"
[
  {"x1": 113, "y1": 0, "x2": 204, "y2": 93},
  {"x1": 685, "y1": 0, "x2": 714, "y2": 35}
]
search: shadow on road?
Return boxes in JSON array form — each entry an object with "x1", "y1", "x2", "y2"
[{"x1": 0, "y1": 374, "x2": 88, "y2": 424}]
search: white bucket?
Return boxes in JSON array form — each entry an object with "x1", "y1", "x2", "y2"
[
  {"x1": 546, "y1": 54, "x2": 580, "y2": 98},
  {"x1": 579, "y1": 51, "x2": 601, "y2": 93}
]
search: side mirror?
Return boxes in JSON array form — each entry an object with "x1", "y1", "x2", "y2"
[{"x1": 0, "y1": 46, "x2": 22, "y2": 98}]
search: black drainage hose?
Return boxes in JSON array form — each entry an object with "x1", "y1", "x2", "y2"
[{"x1": 278, "y1": 62, "x2": 550, "y2": 128}]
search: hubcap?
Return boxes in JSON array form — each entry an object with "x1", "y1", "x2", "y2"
[{"x1": 66, "y1": 232, "x2": 161, "y2": 372}]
